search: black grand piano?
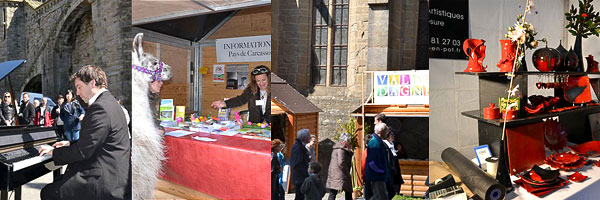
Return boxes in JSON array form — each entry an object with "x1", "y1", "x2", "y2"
[{"x1": 0, "y1": 60, "x2": 60, "y2": 200}]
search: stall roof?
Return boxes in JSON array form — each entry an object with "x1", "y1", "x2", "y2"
[
  {"x1": 132, "y1": 0, "x2": 270, "y2": 25},
  {"x1": 271, "y1": 73, "x2": 322, "y2": 114},
  {"x1": 350, "y1": 104, "x2": 429, "y2": 117}
]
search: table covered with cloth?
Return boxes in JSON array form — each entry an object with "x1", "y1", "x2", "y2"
[{"x1": 160, "y1": 127, "x2": 270, "y2": 199}]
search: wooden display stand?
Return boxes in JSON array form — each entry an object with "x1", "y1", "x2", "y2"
[{"x1": 458, "y1": 71, "x2": 600, "y2": 175}]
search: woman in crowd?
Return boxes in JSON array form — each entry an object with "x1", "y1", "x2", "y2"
[
  {"x1": 326, "y1": 133, "x2": 353, "y2": 200},
  {"x1": 60, "y1": 89, "x2": 85, "y2": 141},
  {"x1": 210, "y1": 65, "x2": 271, "y2": 124},
  {"x1": 0, "y1": 92, "x2": 16, "y2": 126}
]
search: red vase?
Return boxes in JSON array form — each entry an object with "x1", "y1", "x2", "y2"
[
  {"x1": 463, "y1": 39, "x2": 487, "y2": 72},
  {"x1": 532, "y1": 44, "x2": 561, "y2": 72},
  {"x1": 497, "y1": 40, "x2": 517, "y2": 72},
  {"x1": 586, "y1": 55, "x2": 599, "y2": 73}
]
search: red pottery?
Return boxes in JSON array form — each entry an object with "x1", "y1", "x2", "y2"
[
  {"x1": 502, "y1": 109, "x2": 518, "y2": 120},
  {"x1": 567, "y1": 172, "x2": 587, "y2": 182},
  {"x1": 483, "y1": 103, "x2": 500, "y2": 119},
  {"x1": 564, "y1": 76, "x2": 592, "y2": 104},
  {"x1": 532, "y1": 44, "x2": 561, "y2": 72},
  {"x1": 568, "y1": 141, "x2": 600, "y2": 156},
  {"x1": 463, "y1": 39, "x2": 487, "y2": 72},
  {"x1": 586, "y1": 55, "x2": 599, "y2": 73},
  {"x1": 497, "y1": 39, "x2": 516, "y2": 72}
]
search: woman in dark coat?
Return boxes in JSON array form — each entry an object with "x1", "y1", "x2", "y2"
[
  {"x1": 0, "y1": 92, "x2": 16, "y2": 126},
  {"x1": 210, "y1": 65, "x2": 271, "y2": 124},
  {"x1": 326, "y1": 133, "x2": 354, "y2": 200}
]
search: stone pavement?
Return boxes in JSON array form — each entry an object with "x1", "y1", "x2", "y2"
[{"x1": 8, "y1": 172, "x2": 53, "y2": 200}]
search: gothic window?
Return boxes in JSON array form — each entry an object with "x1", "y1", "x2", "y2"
[{"x1": 311, "y1": 0, "x2": 349, "y2": 86}]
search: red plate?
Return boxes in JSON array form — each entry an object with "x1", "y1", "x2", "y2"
[
  {"x1": 568, "y1": 141, "x2": 600, "y2": 156},
  {"x1": 545, "y1": 156, "x2": 587, "y2": 171},
  {"x1": 567, "y1": 172, "x2": 588, "y2": 182},
  {"x1": 550, "y1": 152, "x2": 580, "y2": 165}
]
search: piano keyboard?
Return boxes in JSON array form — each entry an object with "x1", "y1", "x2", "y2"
[
  {"x1": 429, "y1": 185, "x2": 464, "y2": 199},
  {"x1": 0, "y1": 147, "x2": 52, "y2": 171}
]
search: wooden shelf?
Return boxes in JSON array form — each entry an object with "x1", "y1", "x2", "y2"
[
  {"x1": 456, "y1": 71, "x2": 600, "y2": 76},
  {"x1": 462, "y1": 105, "x2": 600, "y2": 127}
]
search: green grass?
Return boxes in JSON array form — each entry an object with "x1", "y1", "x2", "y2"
[{"x1": 392, "y1": 195, "x2": 425, "y2": 200}]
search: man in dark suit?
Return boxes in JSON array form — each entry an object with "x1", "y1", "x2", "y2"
[
  {"x1": 290, "y1": 129, "x2": 311, "y2": 200},
  {"x1": 39, "y1": 65, "x2": 131, "y2": 200},
  {"x1": 18, "y1": 92, "x2": 35, "y2": 125}
]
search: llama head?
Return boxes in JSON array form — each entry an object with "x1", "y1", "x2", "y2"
[{"x1": 132, "y1": 33, "x2": 173, "y2": 82}]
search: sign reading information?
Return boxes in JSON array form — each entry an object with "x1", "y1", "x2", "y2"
[
  {"x1": 373, "y1": 70, "x2": 429, "y2": 105},
  {"x1": 429, "y1": 0, "x2": 469, "y2": 60},
  {"x1": 216, "y1": 35, "x2": 271, "y2": 63}
]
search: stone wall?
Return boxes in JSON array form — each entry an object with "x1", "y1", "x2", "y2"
[
  {"x1": 0, "y1": 0, "x2": 131, "y2": 109},
  {"x1": 0, "y1": 2, "x2": 27, "y2": 95}
]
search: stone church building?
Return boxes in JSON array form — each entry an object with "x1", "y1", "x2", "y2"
[
  {"x1": 0, "y1": 0, "x2": 131, "y2": 108},
  {"x1": 272, "y1": 0, "x2": 429, "y2": 141}
]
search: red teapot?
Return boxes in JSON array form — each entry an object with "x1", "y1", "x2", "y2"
[{"x1": 463, "y1": 39, "x2": 488, "y2": 72}]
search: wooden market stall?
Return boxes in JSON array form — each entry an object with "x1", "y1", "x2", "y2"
[
  {"x1": 271, "y1": 73, "x2": 322, "y2": 159},
  {"x1": 351, "y1": 70, "x2": 430, "y2": 197}
]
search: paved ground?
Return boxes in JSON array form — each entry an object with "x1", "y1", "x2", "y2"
[{"x1": 12, "y1": 171, "x2": 53, "y2": 200}]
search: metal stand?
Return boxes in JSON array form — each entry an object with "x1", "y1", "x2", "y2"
[{"x1": 1, "y1": 187, "x2": 22, "y2": 200}]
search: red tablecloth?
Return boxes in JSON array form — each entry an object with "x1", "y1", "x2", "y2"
[{"x1": 161, "y1": 128, "x2": 270, "y2": 199}]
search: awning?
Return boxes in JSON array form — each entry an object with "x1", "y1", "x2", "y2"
[
  {"x1": 0, "y1": 60, "x2": 26, "y2": 80},
  {"x1": 132, "y1": 0, "x2": 270, "y2": 25}
]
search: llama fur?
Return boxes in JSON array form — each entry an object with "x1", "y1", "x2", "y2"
[{"x1": 131, "y1": 33, "x2": 172, "y2": 200}]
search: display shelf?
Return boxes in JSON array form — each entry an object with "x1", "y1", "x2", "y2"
[
  {"x1": 456, "y1": 71, "x2": 600, "y2": 76},
  {"x1": 462, "y1": 105, "x2": 600, "y2": 127}
]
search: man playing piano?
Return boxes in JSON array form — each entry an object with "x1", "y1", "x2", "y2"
[{"x1": 38, "y1": 65, "x2": 131, "y2": 200}]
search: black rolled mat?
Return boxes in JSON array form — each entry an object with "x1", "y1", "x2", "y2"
[{"x1": 441, "y1": 147, "x2": 506, "y2": 200}]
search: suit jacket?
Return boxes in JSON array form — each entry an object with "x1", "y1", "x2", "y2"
[
  {"x1": 290, "y1": 138, "x2": 310, "y2": 185},
  {"x1": 225, "y1": 87, "x2": 271, "y2": 124},
  {"x1": 52, "y1": 91, "x2": 131, "y2": 199},
  {"x1": 60, "y1": 101, "x2": 85, "y2": 131},
  {"x1": 18, "y1": 101, "x2": 34, "y2": 125}
]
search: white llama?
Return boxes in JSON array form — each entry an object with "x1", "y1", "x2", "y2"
[{"x1": 131, "y1": 33, "x2": 172, "y2": 200}]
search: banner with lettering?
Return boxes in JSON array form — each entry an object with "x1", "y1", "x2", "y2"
[
  {"x1": 216, "y1": 35, "x2": 271, "y2": 62},
  {"x1": 373, "y1": 70, "x2": 429, "y2": 105},
  {"x1": 429, "y1": 0, "x2": 469, "y2": 59}
]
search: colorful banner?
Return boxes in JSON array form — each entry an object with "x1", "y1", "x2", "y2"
[
  {"x1": 373, "y1": 70, "x2": 429, "y2": 105},
  {"x1": 216, "y1": 35, "x2": 271, "y2": 63}
]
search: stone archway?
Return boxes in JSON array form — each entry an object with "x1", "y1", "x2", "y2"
[
  {"x1": 50, "y1": 1, "x2": 93, "y2": 99},
  {"x1": 23, "y1": 75, "x2": 42, "y2": 93}
]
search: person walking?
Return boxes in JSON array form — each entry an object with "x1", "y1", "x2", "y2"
[
  {"x1": 290, "y1": 129, "x2": 312, "y2": 200},
  {"x1": 365, "y1": 123, "x2": 390, "y2": 200},
  {"x1": 326, "y1": 133, "x2": 354, "y2": 200}
]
